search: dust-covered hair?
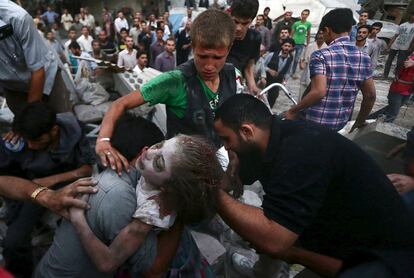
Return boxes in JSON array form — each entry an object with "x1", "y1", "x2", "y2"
[
  {"x1": 190, "y1": 9, "x2": 235, "y2": 49},
  {"x1": 162, "y1": 135, "x2": 224, "y2": 224}
]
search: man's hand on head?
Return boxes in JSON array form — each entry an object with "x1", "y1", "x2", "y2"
[
  {"x1": 96, "y1": 140, "x2": 129, "y2": 175},
  {"x1": 36, "y1": 177, "x2": 98, "y2": 219}
]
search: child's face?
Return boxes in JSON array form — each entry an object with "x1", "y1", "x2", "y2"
[{"x1": 135, "y1": 138, "x2": 177, "y2": 186}]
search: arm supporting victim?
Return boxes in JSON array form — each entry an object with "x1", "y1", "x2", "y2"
[{"x1": 216, "y1": 189, "x2": 343, "y2": 277}]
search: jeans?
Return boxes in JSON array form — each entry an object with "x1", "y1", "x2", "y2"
[
  {"x1": 292, "y1": 44, "x2": 305, "y2": 75},
  {"x1": 368, "y1": 91, "x2": 410, "y2": 122},
  {"x1": 384, "y1": 49, "x2": 411, "y2": 78}
]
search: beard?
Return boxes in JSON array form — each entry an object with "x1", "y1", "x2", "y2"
[{"x1": 236, "y1": 138, "x2": 264, "y2": 184}]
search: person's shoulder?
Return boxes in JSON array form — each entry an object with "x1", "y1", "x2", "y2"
[
  {"x1": 0, "y1": 1, "x2": 28, "y2": 20},
  {"x1": 247, "y1": 28, "x2": 262, "y2": 42}
]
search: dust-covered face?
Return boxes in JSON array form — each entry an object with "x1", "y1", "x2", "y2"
[{"x1": 135, "y1": 138, "x2": 178, "y2": 186}]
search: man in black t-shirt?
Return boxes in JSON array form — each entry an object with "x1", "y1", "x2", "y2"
[
  {"x1": 227, "y1": 0, "x2": 261, "y2": 95},
  {"x1": 214, "y1": 94, "x2": 414, "y2": 278}
]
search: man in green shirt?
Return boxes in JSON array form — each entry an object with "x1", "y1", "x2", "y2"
[
  {"x1": 291, "y1": 9, "x2": 312, "y2": 78},
  {"x1": 95, "y1": 9, "x2": 244, "y2": 174}
]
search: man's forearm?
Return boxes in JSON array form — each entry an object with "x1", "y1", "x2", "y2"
[
  {"x1": 283, "y1": 247, "x2": 342, "y2": 277},
  {"x1": 28, "y1": 67, "x2": 46, "y2": 102},
  {"x1": 34, "y1": 164, "x2": 92, "y2": 188},
  {"x1": 355, "y1": 78, "x2": 376, "y2": 124},
  {"x1": 289, "y1": 75, "x2": 327, "y2": 113},
  {"x1": 217, "y1": 190, "x2": 297, "y2": 255},
  {"x1": 0, "y1": 176, "x2": 40, "y2": 200},
  {"x1": 244, "y1": 60, "x2": 258, "y2": 92}
]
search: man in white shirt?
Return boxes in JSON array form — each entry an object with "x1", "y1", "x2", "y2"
[
  {"x1": 64, "y1": 28, "x2": 78, "y2": 60},
  {"x1": 117, "y1": 36, "x2": 138, "y2": 69},
  {"x1": 60, "y1": 9, "x2": 73, "y2": 32},
  {"x1": 114, "y1": 12, "x2": 129, "y2": 34},
  {"x1": 180, "y1": 8, "x2": 193, "y2": 29},
  {"x1": 130, "y1": 17, "x2": 141, "y2": 44},
  {"x1": 85, "y1": 7, "x2": 95, "y2": 30},
  {"x1": 133, "y1": 51, "x2": 148, "y2": 74},
  {"x1": 384, "y1": 14, "x2": 414, "y2": 78},
  {"x1": 76, "y1": 26, "x2": 93, "y2": 53}
]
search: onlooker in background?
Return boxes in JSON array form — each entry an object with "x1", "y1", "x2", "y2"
[
  {"x1": 263, "y1": 7, "x2": 273, "y2": 30},
  {"x1": 227, "y1": 0, "x2": 261, "y2": 95},
  {"x1": 370, "y1": 54, "x2": 414, "y2": 122},
  {"x1": 362, "y1": 0, "x2": 385, "y2": 19},
  {"x1": 50, "y1": 22, "x2": 61, "y2": 42},
  {"x1": 176, "y1": 19, "x2": 192, "y2": 66},
  {"x1": 64, "y1": 28, "x2": 78, "y2": 60},
  {"x1": 114, "y1": 11, "x2": 129, "y2": 35},
  {"x1": 45, "y1": 30, "x2": 66, "y2": 63},
  {"x1": 77, "y1": 26, "x2": 93, "y2": 54},
  {"x1": 72, "y1": 15, "x2": 83, "y2": 36},
  {"x1": 355, "y1": 25, "x2": 374, "y2": 57},
  {"x1": 130, "y1": 17, "x2": 142, "y2": 45},
  {"x1": 41, "y1": 5, "x2": 59, "y2": 27},
  {"x1": 291, "y1": 9, "x2": 311, "y2": 79},
  {"x1": 85, "y1": 7, "x2": 95, "y2": 30},
  {"x1": 98, "y1": 30, "x2": 117, "y2": 57},
  {"x1": 91, "y1": 39, "x2": 108, "y2": 61},
  {"x1": 159, "y1": 20, "x2": 171, "y2": 42},
  {"x1": 269, "y1": 26, "x2": 290, "y2": 53},
  {"x1": 103, "y1": 13, "x2": 116, "y2": 41},
  {"x1": 271, "y1": 10, "x2": 295, "y2": 46},
  {"x1": 163, "y1": 11, "x2": 173, "y2": 35},
  {"x1": 118, "y1": 36, "x2": 138, "y2": 70},
  {"x1": 154, "y1": 38, "x2": 176, "y2": 72},
  {"x1": 61, "y1": 8, "x2": 73, "y2": 32},
  {"x1": 367, "y1": 22, "x2": 387, "y2": 72},
  {"x1": 299, "y1": 30, "x2": 327, "y2": 100},
  {"x1": 254, "y1": 14, "x2": 271, "y2": 51},
  {"x1": 102, "y1": 6, "x2": 113, "y2": 22},
  {"x1": 384, "y1": 14, "x2": 414, "y2": 79},
  {"x1": 118, "y1": 28, "x2": 129, "y2": 51},
  {"x1": 285, "y1": 8, "x2": 375, "y2": 132},
  {"x1": 138, "y1": 21, "x2": 155, "y2": 59},
  {"x1": 350, "y1": 11, "x2": 368, "y2": 42},
  {"x1": 254, "y1": 44, "x2": 267, "y2": 89},
  {"x1": 133, "y1": 51, "x2": 148, "y2": 73},
  {"x1": 79, "y1": 9, "x2": 89, "y2": 28},
  {"x1": 264, "y1": 38, "x2": 295, "y2": 107},
  {"x1": 181, "y1": 7, "x2": 193, "y2": 29},
  {"x1": 150, "y1": 28, "x2": 166, "y2": 67},
  {"x1": 68, "y1": 41, "x2": 97, "y2": 74},
  {"x1": 148, "y1": 14, "x2": 157, "y2": 29}
]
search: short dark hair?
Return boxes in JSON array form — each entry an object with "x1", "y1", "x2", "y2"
[
  {"x1": 281, "y1": 37, "x2": 295, "y2": 47},
  {"x1": 231, "y1": 0, "x2": 259, "y2": 20},
  {"x1": 68, "y1": 27, "x2": 77, "y2": 33},
  {"x1": 280, "y1": 26, "x2": 290, "y2": 33},
  {"x1": 156, "y1": 27, "x2": 164, "y2": 33},
  {"x1": 358, "y1": 24, "x2": 371, "y2": 32},
  {"x1": 120, "y1": 27, "x2": 128, "y2": 33},
  {"x1": 372, "y1": 22, "x2": 383, "y2": 29},
  {"x1": 191, "y1": 9, "x2": 235, "y2": 49},
  {"x1": 264, "y1": 7, "x2": 270, "y2": 12},
  {"x1": 215, "y1": 94, "x2": 273, "y2": 132},
  {"x1": 360, "y1": 10, "x2": 369, "y2": 16},
  {"x1": 111, "y1": 114, "x2": 164, "y2": 161},
  {"x1": 302, "y1": 9, "x2": 310, "y2": 14},
  {"x1": 12, "y1": 102, "x2": 56, "y2": 140},
  {"x1": 319, "y1": 8, "x2": 355, "y2": 34},
  {"x1": 68, "y1": 40, "x2": 81, "y2": 50},
  {"x1": 136, "y1": 50, "x2": 147, "y2": 59}
]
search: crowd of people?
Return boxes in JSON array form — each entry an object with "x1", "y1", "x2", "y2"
[{"x1": 1, "y1": 0, "x2": 414, "y2": 277}]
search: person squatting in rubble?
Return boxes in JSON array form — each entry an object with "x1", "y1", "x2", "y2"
[
  {"x1": 36, "y1": 115, "x2": 218, "y2": 277},
  {"x1": 50, "y1": 132, "x2": 223, "y2": 276},
  {"x1": 0, "y1": 102, "x2": 95, "y2": 277},
  {"x1": 95, "y1": 9, "x2": 244, "y2": 174}
]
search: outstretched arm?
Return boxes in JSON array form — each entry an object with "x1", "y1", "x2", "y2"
[
  {"x1": 96, "y1": 91, "x2": 146, "y2": 174},
  {"x1": 70, "y1": 206, "x2": 152, "y2": 273}
]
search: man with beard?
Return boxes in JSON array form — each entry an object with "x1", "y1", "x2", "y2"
[
  {"x1": 214, "y1": 93, "x2": 414, "y2": 278},
  {"x1": 355, "y1": 25, "x2": 374, "y2": 60},
  {"x1": 271, "y1": 11, "x2": 296, "y2": 47},
  {"x1": 227, "y1": 0, "x2": 262, "y2": 95},
  {"x1": 350, "y1": 11, "x2": 368, "y2": 42},
  {"x1": 269, "y1": 26, "x2": 291, "y2": 53}
]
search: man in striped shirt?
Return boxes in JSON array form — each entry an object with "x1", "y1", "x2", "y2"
[{"x1": 285, "y1": 8, "x2": 376, "y2": 132}]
